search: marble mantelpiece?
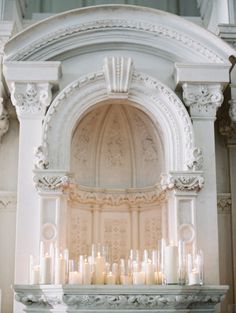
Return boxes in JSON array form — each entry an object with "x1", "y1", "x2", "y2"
[{"x1": 14, "y1": 285, "x2": 228, "y2": 312}]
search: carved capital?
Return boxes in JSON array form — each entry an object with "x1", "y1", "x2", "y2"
[
  {"x1": 182, "y1": 83, "x2": 224, "y2": 119},
  {"x1": 103, "y1": 56, "x2": 133, "y2": 98},
  {"x1": 11, "y1": 82, "x2": 52, "y2": 118},
  {"x1": 161, "y1": 172, "x2": 204, "y2": 192},
  {"x1": 217, "y1": 193, "x2": 232, "y2": 214},
  {"x1": 33, "y1": 172, "x2": 70, "y2": 193},
  {"x1": 0, "y1": 98, "x2": 9, "y2": 142}
]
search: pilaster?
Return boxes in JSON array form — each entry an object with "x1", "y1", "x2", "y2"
[
  {"x1": 181, "y1": 82, "x2": 225, "y2": 284},
  {"x1": 3, "y1": 62, "x2": 61, "y2": 289}
]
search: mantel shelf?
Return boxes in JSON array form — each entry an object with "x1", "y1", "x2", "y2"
[{"x1": 14, "y1": 284, "x2": 228, "y2": 312}]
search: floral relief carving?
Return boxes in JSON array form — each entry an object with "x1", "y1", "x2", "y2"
[
  {"x1": 34, "y1": 175, "x2": 69, "y2": 192},
  {"x1": 34, "y1": 145, "x2": 49, "y2": 169},
  {"x1": 15, "y1": 286, "x2": 226, "y2": 310},
  {"x1": 7, "y1": 19, "x2": 224, "y2": 63},
  {"x1": 68, "y1": 184, "x2": 165, "y2": 206},
  {"x1": 182, "y1": 84, "x2": 224, "y2": 118},
  {"x1": 103, "y1": 218, "x2": 128, "y2": 262},
  {"x1": 143, "y1": 215, "x2": 162, "y2": 249},
  {"x1": 134, "y1": 114, "x2": 158, "y2": 162},
  {"x1": 11, "y1": 83, "x2": 52, "y2": 117},
  {"x1": 0, "y1": 192, "x2": 17, "y2": 210},
  {"x1": 161, "y1": 174, "x2": 204, "y2": 192},
  {"x1": 217, "y1": 193, "x2": 232, "y2": 214},
  {"x1": 105, "y1": 117, "x2": 124, "y2": 168},
  {"x1": 186, "y1": 147, "x2": 203, "y2": 171}
]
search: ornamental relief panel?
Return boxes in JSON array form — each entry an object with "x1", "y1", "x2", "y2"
[{"x1": 71, "y1": 102, "x2": 164, "y2": 189}]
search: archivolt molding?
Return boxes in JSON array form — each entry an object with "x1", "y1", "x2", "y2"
[
  {"x1": 4, "y1": 18, "x2": 227, "y2": 63},
  {"x1": 42, "y1": 63, "x2": 194, "y2": 172}
]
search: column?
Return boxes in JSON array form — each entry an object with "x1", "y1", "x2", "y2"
[{"x1": 182, "y1": 83, "x2": 224, "y2": 284}]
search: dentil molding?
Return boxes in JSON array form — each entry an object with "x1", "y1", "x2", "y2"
[
  {"x1": 10, "y1": 83, "x2": 52, "y2": 118},
  {"x1": 14, "y1": 285, "x2": 228, "y2": 312},
  {"x1": 182, "y1": 83, "x2": 224, "y2": 119},
  {"x1": 161, "y1": 172, "x2": 204, "y2": 192}
]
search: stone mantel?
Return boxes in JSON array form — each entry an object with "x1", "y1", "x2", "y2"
[{"x1": 14, "y1": 285, "x2": 228, "y2": 312}]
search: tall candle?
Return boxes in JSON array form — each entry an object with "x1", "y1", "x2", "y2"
[
  {"x1": 145, "y1": 260, "x2": 155, "y2": 285},
  {"x1": 133, "y1": 271, "x2": 145, "y2": 285},
  {"x1": 105, "y1": 272, "x2": 116, "y2": 285},
  {"x1": 30, "y1": 266, "x2": 40, "y2": 284},
  {"x1": 55, "y1": 254, "x2": 66, "y2": 284},
  {"x1": 83, "y1": 260, "x2": 92, "y2": 285},
  {"x1": 40, "y1": 253, "x2": 52, "y2": 284},
  {"x1": 93, "y1": 252, "x2": 105, "y2": 284},
  {"x1": 68, "y1": 271, "x2": 82, "y2": 284},
  {"x1": 188, "y1": 270, "x2": 201, "y2": 285},
  {"x1": 164, "y1": 245, "x2": 178, "y2": 284}
]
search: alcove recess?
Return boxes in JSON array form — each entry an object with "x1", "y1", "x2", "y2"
[{"x1": 68, "y1": 100, "x2": 167, "y2": 262}]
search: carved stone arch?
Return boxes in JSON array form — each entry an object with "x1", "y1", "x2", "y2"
[{"x1": 42, "y1": 67, "x2": 194, "y2": 173}]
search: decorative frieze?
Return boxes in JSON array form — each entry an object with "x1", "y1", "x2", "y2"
[
  {"x1": 182, "y1": 83, "x2": 224, "y2": 118},
  {"x1": 161, "y1": 173, "x2": 204, "y2": 192},
  {"x1": 11, "y1": 82, "x2": 52, "y2": 118},
  {"x1": 103, "y1": 56, "x2": 133, "y2": 97},
  {"x1": 14, "y1": 285, "x2": 228, "y2": 312},
  {"x1": 68, "y1": 183, "x2": 165, "y2": 206}
]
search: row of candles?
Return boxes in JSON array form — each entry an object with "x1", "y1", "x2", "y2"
[{"x1": 29, "y1": 240, "x2": 204, "y2": 286}]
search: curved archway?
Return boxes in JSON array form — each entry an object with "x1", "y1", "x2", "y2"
[{"x1": 43, "y1": 67, "x2": 194, "y2": 174}]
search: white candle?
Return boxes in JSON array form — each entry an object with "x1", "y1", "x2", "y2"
[
  {"x1": 145, "y1": 260, "x2": 155, "y2": 285},
  {"x1": 133, "y1": 272, "x2": 145, "y2": 285},
  {"x1": 30, "y1": 265, "x2": 40, "y2": 284},
  {"x1": 40, "y1": 253, "x2": 52, "y2": 284},
  {"x1": 155, "y1": 271, "x2": 164, "y2": 285},
  {"x1": 93, "y1": 252, "x2": 105, "y2": 284},
  {"x1": 188, "y1": 270, "x2": 201, "y2": 285},
  {"x1": 105, "y1": 272, "x2": 116, "y2": 285},
  {"x1": 83, "y1": 260, "x2": 92, "y2": 285},
  {"x1": 68, "y1": 271, "x2": 82, "y2": 284},
  {"x1": 55, "y1": 254, "x2": 66, "y2": 284},
  {"x1": 164, "y1": 245, "x2": 178, "y2": 284},
  {"x1": 120, "y1": 275, "x2": 132, "y2": 285}
]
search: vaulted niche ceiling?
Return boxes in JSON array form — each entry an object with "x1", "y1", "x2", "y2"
[{"x1": 71, "y1": 101, "x2": 164, "y2": 188}]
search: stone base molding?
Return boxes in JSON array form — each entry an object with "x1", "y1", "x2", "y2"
[{"x1": 14, "y1": 285, "x2": 228, "y2": 312}]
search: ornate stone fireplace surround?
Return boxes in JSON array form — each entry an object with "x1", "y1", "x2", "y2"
[{"x1": 2, "y1": 5, "x2": 235, "y2": 313}]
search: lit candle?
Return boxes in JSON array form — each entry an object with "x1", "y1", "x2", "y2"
[
  {"x1": 145, "y1": 260, "x2": 155, "y2": 285},
  {"x1": 93, "y1": 252, "x2": 105, "y2": 284},
  {"x1": 120, "y1": 275, "x2": 132, "y2": 285},
  {"x1": 132, "y1": 271, "x2": 145, "y2": 284},
  {"x1": 188, "y1": 269, "x2": 201, "y2": 285},
  {"x1": 83, "y1": 259, "x2": 92, "y2": 285},
  {"x1": 55, "y1": 254, "x2": 66, "y2": 284},
  {"x1": 155, "y1": 271, "x2": 164, "y2": 285},
  {"x1": 68, "y1": 271, "x2": 82, "y2": 284},
  {"x1": 105, "y1": 272, "x2": 116, "y2": 285},
  {"x1": 164, "y1": 245, "x2": 178, "y2": 284},
  {"x1": 40, "y1": 253, "x2": 52, "y2": 284}
]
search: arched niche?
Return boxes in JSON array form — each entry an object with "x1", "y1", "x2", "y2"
[
  {"x1": 43, "y1": 67, "x2": 195, "y2": 173},
  {"x1": 70, "y1": 100, "x2": 165, "y2": 189}
]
